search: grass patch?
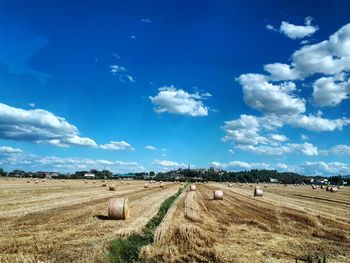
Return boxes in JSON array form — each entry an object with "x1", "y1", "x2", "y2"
[{"x1": 108, "y1": 186, "x2": 185, "y2": 263}]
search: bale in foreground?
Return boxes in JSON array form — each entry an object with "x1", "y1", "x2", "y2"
[{"x1": 108, "y1": 198, "x2": 129, "y2": 220}]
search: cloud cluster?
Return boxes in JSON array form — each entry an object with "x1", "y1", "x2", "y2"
[
  {"x1": 0, "y1": 103, "x2": 97, "y2": 147},
  {"x1": 0, "y1": 146, "x2": 22, "y2": 154},
  {"x1": 145, "y1": 145, "x2": 157, "y2": 150},
  {"x1": 110, "y1": 64, "x2": 135, "y2": 83},
  {"x1": 224, "y1": 23, "x2": 350, "y2": 156},
  {"x1": 150, "y1": 86, "x2": 210, "y2": 116}
]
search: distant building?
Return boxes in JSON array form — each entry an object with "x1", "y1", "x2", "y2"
[
  {"x1": 269, "y1": 178, "x2": 278, "y2": 183},
  {"x1": 45, "y1": 172, "x2": 59, "y2": 178},
  {"x1": 84, "y1": 173, "x2": 95, "y2": 178}
]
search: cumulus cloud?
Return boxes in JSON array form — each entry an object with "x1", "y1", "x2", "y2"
[
  {"x1": 0, "y1": 102, "x2": 97, "y2": 147},
  {"x1": 100, "y1": 141, "x2": 134, "y2": 151},
  {"x1": 237, "y1": 74, "x2": 305, "y2": 115},
  {"x1": 264, "y1": 63, "x2": 300, "y2": 81},
  {"x1": 150, "y1": 86, "x2": 210, "y2": 116},
  {"x1": 280, "y1": 17, "x2": 319, "y2": 39},
  {"x1": 312, "y1": 74, "x2": 350, "y2": 107},
  {"x1": 267, "y1": 17, "x2": 318, "y2": 39},
  {"x1": 270, "y1": 134, "x2": 289, "y2": 142},
  {"x1": 222, "y1": 115, "x2": 267, "y2": 145},
  {"x1": 145, "y1": 145, "x2": 157, "y2": 150}
]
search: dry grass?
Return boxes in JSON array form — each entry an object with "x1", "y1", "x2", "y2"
[
  {"x1": 0, "y1": 178, "x2": 180, "y2": 263},
  {"x1": 142, "y1": 183, "x2": 350, "y2": 263}
]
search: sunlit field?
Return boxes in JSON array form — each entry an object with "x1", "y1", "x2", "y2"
[{"x1": 0, "y1": 179, "x2": 349, "y2": 263}]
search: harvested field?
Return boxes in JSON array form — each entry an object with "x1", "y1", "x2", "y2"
[
  {"x1": 0, "y1": 178, "x2": 180, "y2": 263},
  {"x1": 142, "y1": 183, "x2": 350, "y2": 263}
]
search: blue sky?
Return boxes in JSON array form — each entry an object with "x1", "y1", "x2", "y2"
[{"x1": 0, "y1": 0, "x2": 350, "y2": 175}]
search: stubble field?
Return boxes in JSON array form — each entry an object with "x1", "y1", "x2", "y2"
[
  {"x1": 0, "y1": 178, "x2": 180, "y2": 263},
  {"x1": 0, "y1": 179, "x2": 349, "y2": 263}
]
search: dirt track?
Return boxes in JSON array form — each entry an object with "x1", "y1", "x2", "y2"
[
  {"x1": 142, "y1": 183, "x2": 350, "y2": 263},
  {"x1": 0, "y1": 179, "x2": 180, "y2": 263}
]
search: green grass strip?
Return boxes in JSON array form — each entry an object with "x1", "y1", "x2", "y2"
[{"x1": 108, "y1": 186, "x2": 185, "y2": 263}]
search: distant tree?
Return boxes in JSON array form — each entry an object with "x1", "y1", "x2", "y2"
[{"x1": 149, "y1": 171, "x2": 155, "y2": 176}]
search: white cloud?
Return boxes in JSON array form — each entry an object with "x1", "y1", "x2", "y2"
[
  {"x1": 270, "y1": 134, "x2": 288, "y2": 142},
  {"x1": 286, "y1": 113, "x2": 350, "y2": 132},
  {"x1": 266, "y1": 24, "x2": 277, "y2": 31},
  {"x1": 222, "y1": 115, "x2": 267, "y2": 145},
  {"x1": 228, "y1": 149, "x2": 234, "y2": 154},
  {"x1": 0, "y1": 146, "x2": 22, "y2": 154},
  {"x1": 153, "y1": 159, "x2": 187, "y2": 169},
  {"x1": 100, "y1": 141, "x2": 134, "y2": 151},
  {"x1": 145, "y1": 145, "x2": 157, "y2": 150},
  {"x1": 292, "y1": 23, "x2": 350, "y2": 77},
  {"x1": 312, "y1": 74, "x2": 350, "y2": 107},
  {"x1": 279, "y1": 18, "x2": 318, "y2": 39},
  {"x1": 237, "y1": 74, "x2": 305, "y2": 115},
  {"x1": 28, "y1": 103, "x2": 36, "y2": 108},
  {"x1": 264, "y1": 63, "x2": 300, "y2": 81},
  {"x1": 150, "y1": 86, "x2": 210, "y2": 116},
  {"x1": 0, "y1": 102, "x2": 97, "y2": 147}
]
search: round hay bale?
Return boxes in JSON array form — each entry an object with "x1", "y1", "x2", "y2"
[
  {"x1": 284, "y1": 184, "x2": 287, "y2": 187},
  {"x1": 108, "y1": 198, "x2": 129, "y2": 220},
  {"x1": 213, "y1": 190, "x2": 224, "y2": 200},
  {"x1": 180, "y1": 182, "x2": 183, "y2": 185},
  {"x1": 326, "y1": 186, "x2": 330, "y2": 191},
  {"x1": 338, "y1": 185, "x2": 344, "y2": 189},
  {"x1": 102, "y1": 183, "x2": 107, "y2": 187},
  {"x1": 85, "y1": 180, "x2": 88, "y2": 184},
  {"x1": 144, "y1": 183, "x2": 149, "y2": 188},
  {"x1": 62, "y1": 180, "x2": 65, "y2": 183},
  {"x1": 239, "y1": 183, "x2": 242, "y2": 187},
  {"x1": 190, "y1": 185, "x2": 196, "y2": 191},
  {"x1": 228, "y1": 183, "x2": 233, "y2": 187},
  {"x1": 254, "y1": 187, "x2": 263, "y2": 197},
  {"x1": 121, "y1": 180, "x2": 124, "y2": 184},
  {"x1": 321, "y1": 185, "x2": 325, "y2": 189},
  {"x1": 109, "y1": 185, "x2": 116, "y2": 191},
  {"x1": 312, "y1": 185, "x2": 317, "y2": 189},
  {"x1": 249, "y1": 184, "x2": 253, "y2": 187},
  {"x1": 330, "y1": 187, "x2": 338, "y2": 192},
  {"x1": 159, "y1": 183, "x2": 164, "y2": 188},
  {"x1": 93, "y1": 181, "x2": 96, "y2": 184},
  {"x1": 264, "y1": 184, "x2": 268, "y2": 188},
  {"x1": 35, "y1": 181, "x2": 39, "y2": 184},
  {"x1": 27, "y1": 180, "x2": 30, "y2": 183}
]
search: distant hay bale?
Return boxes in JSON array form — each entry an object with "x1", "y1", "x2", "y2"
[
  {"x1": 160, "y1": 183, "x2": 164, "y2": 188},
  {"x1": 62, "y1": 180, "x2": 65, "y2": 183},
  {"x1": 121, "y1": 180, "x2": 124, "y2": 184},
  {"x1": 338, "y1": 185, "x2": 344, "y2": 189},
  {"x1": 102, "y1": 183, "x2": 107, "y2": 187},
  {"x1": 284, "y1": 184, "x2": 287, "y2": 187},
  {"x1": 326, "y1": 186, "x2": 330, "y2": 191},
  {"x1": 312, "y1": 185, "x2": 317, "y2": 189},
  {"x1": 213, "y1": 190, "x2": 224, "y2": 200},
  {"x1": 254, "y1": 186, "x2": 263, "y2": 197},
  {"x1": 249, "y1": 184, "x2": 253, "y2": 187},
  {"x1": 144, "y1": 183, "x2": 149, "y2": 188},
  {"x1": 27, "y1": 180, "x2": 30, "y2": 183},
  {"x1": 109, "y1": 185, "x2": 116, "y2": 191},
  {"x1": 330, "y1": 187, "x2": 338, "y2": 192},
  {"x1": 85, "y1": 180, "x2": 88, "y2": 183},
  {"x1": 321, "y1": 185, "x2": 325, "y2": 189},
  {"x1": 239, "y1": 183, "x2": 242, "y2": 187},
  {"x1": 190, "y1": 185, "x2": 196, "y2": 191},
  {"x1": 228, "y1": 183, "x2": 233, "y2": 187},
  {"x1": 93, "y1": 181, "x2": 96, "y2": 184},
  {"x1": 108, "y1": 198, "x2": 129, "y2": 220},
  {"x1": 264, "y1": 184, "x2": 268, "y2": 188}
]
